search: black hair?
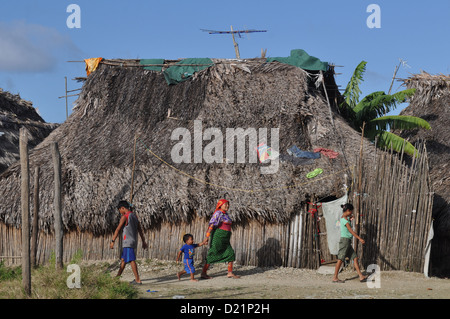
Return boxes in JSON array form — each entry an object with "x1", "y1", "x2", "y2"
[
  {"x1": 183, "y1": 233, "x2": 193, "y2": 243},
  {"x1": 117, "y1": 200, "x2": 130, "y2": 210},
  {"x1": 341, "y1": 203, "x2": 354, "y2": 212}
]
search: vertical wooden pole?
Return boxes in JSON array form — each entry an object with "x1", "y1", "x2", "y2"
[
  {"x1": 387, "y1": 61, "x2": 400, "y2": 95},
  {"x1": 129, "y1": 133, "x2": 138, "y2": 204},
  {"x1": 52, "y1": 142, "x2": 63, "y2": 270},
  {"x1": 20, "y1": 128, "x2": 31, "y2": 296},
  {"x1": 355, "y1": 122, "x2": 365, "y2": 257},
  {"x1": 230, "y1": 25, "x2": 240, "y2": 59},
  {"x1": 65, "y1": 77, "x2": 68, "y2": 120},
  {"x1": 31, "y1": 166, "x2": 39, "y2": 268}
]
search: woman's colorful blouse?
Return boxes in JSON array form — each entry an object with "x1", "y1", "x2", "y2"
[{"x1": 209, "y1": 210, "x2": 232, "y2": 227}]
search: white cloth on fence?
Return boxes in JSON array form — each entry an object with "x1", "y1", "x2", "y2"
[
  {"x1": 423, "y1": 221, "x2": 434, "y2": 277},
  {"x1": 321, "y1": 194, "x2": 348, "y2": 255}
]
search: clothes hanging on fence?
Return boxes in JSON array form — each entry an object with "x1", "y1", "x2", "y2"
[
  {"x1": 287, "y1": 145, "x2": 320, "y2": 159},
  {"x1": 321, "y1": 194, "x2": 348, "y2": 255},
  {"x1": 424, "y1": 221, "x2": 434, "y2": 277},
  {"x1": 314, "y1": 147, "x2": 339, "y2": 159}
]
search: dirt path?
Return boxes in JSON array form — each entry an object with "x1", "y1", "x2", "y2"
[{"x1": 110, "y1": 259, "x2": 450, "y2": 299}]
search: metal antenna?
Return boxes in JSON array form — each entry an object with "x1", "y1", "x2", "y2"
[
  {"x1": 201, "y1": 26, "x2": 267, "y2": 59},
  {"x1": 388, "y1": 58, "x2": 411, "y2": 95}
]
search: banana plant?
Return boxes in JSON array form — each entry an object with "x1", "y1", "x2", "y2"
[{"x1": 339, "y1": 61, "x2": 430, "y2": 156}]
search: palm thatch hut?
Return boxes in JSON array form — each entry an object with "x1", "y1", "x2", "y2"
[
  {"x1": 0, "y1": 55, "x2": 432, "y2": 271},
  {"x1": 0, "y1": 88, "x2": 57, "y2": 173},
  {"x1": 397, "y1": 72, "x2": 450, "y2": 276}
]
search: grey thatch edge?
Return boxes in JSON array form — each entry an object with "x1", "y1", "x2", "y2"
[
  {"x1": 398, "y1": 72, "x2": 450, "y2": 238},
  {"x1": 0, "y1": 59, "x2": 377, "y2": 235},
  {"x1": 0, "y1": 89, "x2": 58, "y2": 174}
]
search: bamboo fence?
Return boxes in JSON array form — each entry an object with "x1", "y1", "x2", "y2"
[{"x1": 353, "y1": 142, "x2": 434, "y2": 272}]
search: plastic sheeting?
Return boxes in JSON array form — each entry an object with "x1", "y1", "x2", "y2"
[
  {"x1": 140, "y1": 58, "x2": 165, "y2": 72},
  {"x1": 321, "y1": 194, "x2": 348, "y2": 255},
  {"x1": 423, "y1": 221, "x2": 434, "y2": 277},
  {"x1": 266, "y1": 49, "x2": 328, "y2": 72},
  {"x1": 163, "y1": 58, "x2": 214, "y2": 85}
]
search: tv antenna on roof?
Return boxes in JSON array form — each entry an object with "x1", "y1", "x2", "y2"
[{"x1": 201, "y1": 26, "x2": 267, "y2": 59}]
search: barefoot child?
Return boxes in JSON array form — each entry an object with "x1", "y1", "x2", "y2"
[
  {"x1": 176, "y1": 233, "x2": 206, "y2": 282},
  {"x1": 332, "y1": 203, "x2": 368, "y2": 283},
  {"x1": 110, "y1": 200, "x2": 148, "y2": 285}
]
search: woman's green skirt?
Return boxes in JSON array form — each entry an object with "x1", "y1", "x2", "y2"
[{"x1": 206, "y1": 228, "x2": 235, "y2": 264}]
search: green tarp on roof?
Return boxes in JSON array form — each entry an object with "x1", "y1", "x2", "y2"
[
  {"x1": 163, "y1": 58, "x2": 214, "y2": 85},
  {"x1": 139, "y1": 49, "x2": 327, "y2": 85},
  {"x1": 139, "y1": 59, "x2": 165, "y2": 71},
  {"x1": 266, "y1": 49, "x2": 328, "y2": 72}
]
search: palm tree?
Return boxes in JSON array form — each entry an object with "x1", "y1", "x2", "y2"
[{"x1": 339, "y1": 61, "x2": 431, "y2": 156}]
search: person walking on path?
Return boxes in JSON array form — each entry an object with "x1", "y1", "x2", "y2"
[
  {"x1": 332, "y1": 203, "x2": 368, "y2": 283},
  {"x1": 110, "y1": 200, "x2": 148, "y2": 285},
  {"x1": 201, "y1": 199, "x2": 240, "y2": 279},
  {"x1": 176, "y1": 233, "x2": 207, "y2": 282}
]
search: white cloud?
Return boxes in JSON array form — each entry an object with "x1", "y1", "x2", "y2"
[{"x1": 0, "y1": 20, "x2": 81, "y2": 72}]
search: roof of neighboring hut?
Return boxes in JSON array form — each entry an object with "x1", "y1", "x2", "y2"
[
  {"x1": 398, "y1": 72, "x2": 450, "y2": 236},
  {"x1": 0, "y1": 88, "x2": 58, "y2": 173}
]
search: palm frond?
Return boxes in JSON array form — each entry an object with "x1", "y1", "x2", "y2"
[
  {"x1": 368, "y1": 115, "x2": 431, "y2": 132},
  {"x1": 342, "y1": 61, "x2": 367, "y2": 109},
  {"x1": 376, "y1": 131, "x2": 419, "y2": 156},
  {"x1": 353, "y1": 88, "x2": 416, "y2": 124}
]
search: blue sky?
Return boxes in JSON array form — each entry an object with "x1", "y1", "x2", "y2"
[{"x1": 0, "y1": 0, "x2": 449, "y2": 124}]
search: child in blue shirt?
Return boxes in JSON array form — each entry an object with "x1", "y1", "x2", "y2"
[{"x1": 176, "y1": 233, "x2": 206, "y2": 282}]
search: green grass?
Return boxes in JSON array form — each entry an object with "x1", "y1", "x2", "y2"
[
  {"x1": 0, "y1": 250, "x2": 138, "y2": 299},
  {"x1": 0, "y1": 261, "x2": 22, "y2": 282}
]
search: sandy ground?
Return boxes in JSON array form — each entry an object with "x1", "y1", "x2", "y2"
[{"x1": 108, "y1": 259, "x2": 450, "y2": 299}]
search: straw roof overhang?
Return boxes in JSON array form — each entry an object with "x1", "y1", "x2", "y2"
[
  {"x1": 0, "y1": 58, "x2": 376, "y2": 235},
  {"x1": 398, "y1": 72, "x2": 450, "y2": 236},
  {"x1": 0, "y1": 89, "x2": 58, "y2": 173}
]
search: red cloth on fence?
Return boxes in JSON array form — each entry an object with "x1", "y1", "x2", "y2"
[{"x1": 313, "y1": 148, "x2": 339, "y2": 159}]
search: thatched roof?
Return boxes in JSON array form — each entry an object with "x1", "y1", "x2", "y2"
[
  {"x1": 397, "y1": 72, "x2": 450, "y2": 237},
  {"x1": 0, "y1": 88, "x2": 58, "y2": 173},
  {"x1": 0, "y1": 57, "x2": 377, "y2": 235}
]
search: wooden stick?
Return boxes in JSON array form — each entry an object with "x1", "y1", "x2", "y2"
[
  {"x1": 230, "y1": 25, "x2": 241, "y2": 59},
  {"x1": 65, "y1": 77, "x2": 68, "y2": 120},
  {"x1": 52, "y1": 142, "x2": 63, "y2": 270},
  {"x1": 355, "y1": 122, "x2": 365, "y2": 256},
  {"x1": 20, "y1": 128, "x2": 31, "y2": 296},
  {"x1": 31, "y1": 166, "x2": 39, "y2": 268},
  {"x1": 129, "y1": 133, "x2": 138, "y2": 204}
]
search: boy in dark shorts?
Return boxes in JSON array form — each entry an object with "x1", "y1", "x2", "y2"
[
  {"x1": 176, "y1": 233, "x2": 206, "y2": 282},
  {"x1": 110, "y1": 200, "x2": 148, "y2": 285}
]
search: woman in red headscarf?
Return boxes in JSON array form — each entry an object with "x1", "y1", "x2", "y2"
[{"x1": 201, "y1": 199, "x2": 240, "y2": 279}]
